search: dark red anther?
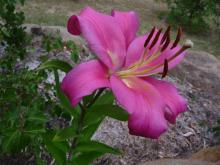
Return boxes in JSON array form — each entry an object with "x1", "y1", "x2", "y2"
[
  {"x1": 149, "y1": 28, "x2": 162, "y2": 49},
  {"x1": 160, "y1": 26, "x2": 171, "y2": 44},
  {"x1": 144, "y1": 27, "x2": 156, "y2": 48},
  {"x1": 162, "y1": 59, "x2": 168, "y2": 78},
  {"x1": 161, "y1": 35, "x2": 170, "y2": 52},
  {"x1": 171, "y1": 27, "x2": 182, "y2": 49}
]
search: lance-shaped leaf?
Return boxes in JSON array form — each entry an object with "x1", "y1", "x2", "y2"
[
  {"x1": 43, "y1": 132, "x2": 66, "y2": 165},
  {"x1": 80, "y1": 117, "x2": 104, "y2": 141},
  {"x1": 38, "y1": 59, "x2": 72, "y2": 73},
  {"x1": 54, "y1": 69, "x2": 77, "y2": 117},
  {"x1": 94, "y1": 91, "x2": 115, "y2": 106},
  {"x1": 71, "y1": 152, "x2": 103, "y2": 165},
  {"x1": 74, "y1": 140, "x2": 120, "y2": 155},
  {"x1": 84, "y1": 105, "x2": 129, "y2": 126},
  {"x1": 53, "y1": 126, "x2": 77, "y2": 142}
]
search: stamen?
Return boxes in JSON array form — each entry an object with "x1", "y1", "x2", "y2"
[
  {"x1": 144, "y1": 27, "x2": 156, "y2": 48},
  {"x1": 169, "y1": 44, "x2": 191, "y2": 61},
  {"x1": 161, "y1": 35, "x2": 170, "y2": 52},
  {"x1": 161, "y1": 26, "x2": 171, "y2": 44},
  {"x1": 161, "y1": 59, "x2": 168, "y2": 78},
  {"x1": 120, "y1": 44, "x2": 191, "y2": 78},
  {"x1": 171, "y1": 27, "x2": 182, "y2": 49},
  {"x1": 149, "y1": 28, "x2": 162, "y2": 49}
]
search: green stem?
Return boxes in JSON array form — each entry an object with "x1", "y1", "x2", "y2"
[
  {"x1": 68, "y1": 88, "x2": 105, "y2": 160},
  {"x1": 86, "y1": 88, "x2": 105, "y2": 108}
]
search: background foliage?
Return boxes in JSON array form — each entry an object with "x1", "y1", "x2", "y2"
[{"x1": 162, "y1": 0, "x2": 220, "y2": 33}]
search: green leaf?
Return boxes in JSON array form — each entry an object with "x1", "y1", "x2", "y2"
[
  {"x1": 75, "y1": 140, "x2": 120, "y2": 155},
  {"x1": 81, "y1": 118, "x2": 104, "y2": 141},
  {"x1": 44, "y1": 141, "x2": 66, "y2": 165},
  {"x1": 26, "y1": 113, "x2": 47, "y2": 123},
  {"x1": 94, "y1": 91, "x2": 114, "y2": 106},
  {"x1": 24, "y1": 129, "x2": 45, "y2": 134},
  {"x1": 53, "y1": 126, "x2": 77, "y2": 142},
  {"x1": 2, "y1": 131, "x2": 30, "y2": 153},
  {"x1": 38, "y1": 59, "x2": 72, "y2": 73},
  {"x1": 84, "y1": 105, "x2": 129, "y2": 126},
  {"x1": 43, "y1": 132, "x2": 66, "y2": 165},
  {"x1": 53, "y1": 69, "x2": 77, "y2": 117},
  {"x1": 53, "y1": 141, "x2": 70, "y2": 152},
  {"x1": 71, "y1": 51, "x2": 79, "y2": 63},
  {"x1": 2, "y1": 130, "x2": 19, "y2": 153},
  {"x1": 71, "y1": 152, "x2": 103, "y2": 165}
]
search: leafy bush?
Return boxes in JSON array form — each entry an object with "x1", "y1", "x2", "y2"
[
  {"x1": 0, "y1": 0, "x2": 28, "y2": 70},
  {"x1": 162, "y1": 0, "x2": 220, "y2": 33},
  {"x1": 0, "y1": 69, "x2": 51, "y2": 154}
]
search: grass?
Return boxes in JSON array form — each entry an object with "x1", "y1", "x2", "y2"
[{"x1": 22, "y1": 0, "x2": 220, "y2": 57}]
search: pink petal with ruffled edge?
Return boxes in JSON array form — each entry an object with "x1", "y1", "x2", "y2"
[
  {"x1": 61, "y1": 60, "x2": 110, "y2": 106},
  {"x1": 111, "y1": 10, "x2": 139, "y2": 49},
  {"x1": 67, "y1": 7, "x2": 126, "y2": 70},
  {"x1": 144, "y1": 77, "x2": 187, "y2": 123},
  {"x1": 110, "y1": 75, "x2": 168, "y2": 138}
]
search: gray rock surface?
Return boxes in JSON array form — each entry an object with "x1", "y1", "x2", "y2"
[{"x1": 139, "y1": 159, "x2": 215, "y2": 165}]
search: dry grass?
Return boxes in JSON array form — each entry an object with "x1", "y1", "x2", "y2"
[{"x1": 22, "y1": 0, "x2": 220, "y2": 56}]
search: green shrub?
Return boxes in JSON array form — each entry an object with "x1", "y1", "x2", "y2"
[
  {"x1": 162, "y1": 0, "x2": 220, "y2": 33},
  {"x1": 0, "y1": 0, "x2": 27, "y2": 70}
]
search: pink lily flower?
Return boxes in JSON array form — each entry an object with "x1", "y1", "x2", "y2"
[{"x1": 61, "y1": 7, "x2": 191, "y2": 139}]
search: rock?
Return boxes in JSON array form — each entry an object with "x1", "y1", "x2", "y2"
[
  {"x1": 139, "y1": 159, "x2": 214, "y2": 165},
  {"x1": 24, "y1": 24, "x2": 84, "y2": 45},
  {"x1": 30, "y1": 25, "x2": 44, "y2": 35},
  {"x1": 191, "y1": 146, "x2": 220, "y2": 163},
  {"x1": 170, "y1": 51, "x2": 220, "y2": 96}
]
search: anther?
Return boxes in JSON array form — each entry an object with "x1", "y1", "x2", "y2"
[
  {"x1": 161, "y1": 26, "x2": 171, "y2": 44},
  {"x1": 171, "y1": 27, "x2": 182, "y2": 49},
  {"x1": 144, "y1": 27, "x2": 156, "y2": 48},
  {"x1": 162, "y1": 59, "x2": 168, "y2": 78},
  {"x1": 161, "y1": 35, "x2": 170, "y2": 52},
  {"x1": 149, "y1": 28, "x2": 162, "y2": 49}
]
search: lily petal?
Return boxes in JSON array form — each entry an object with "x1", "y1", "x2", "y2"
[
  {"x1": 125, "y1": 29, "x2": 162, "y2": 67},
  {"x1": 125, "y1": 35, "x2": 146, "y2": 67},
  {"x1": 61, "y1": 60, "x2": 110, "y2": 106},
  {"x1": 68, "y1": 7, "x2": 126, "y2": 70},
  {"x1": 110, "y1": 75, "x2": 168, "y2": 138},
  {"x1": 111, "y1": 10, "x2": 139, "y2": 48},
  {"x1": 145, "y1": 77, "x2": 187, "y2": 123}
]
